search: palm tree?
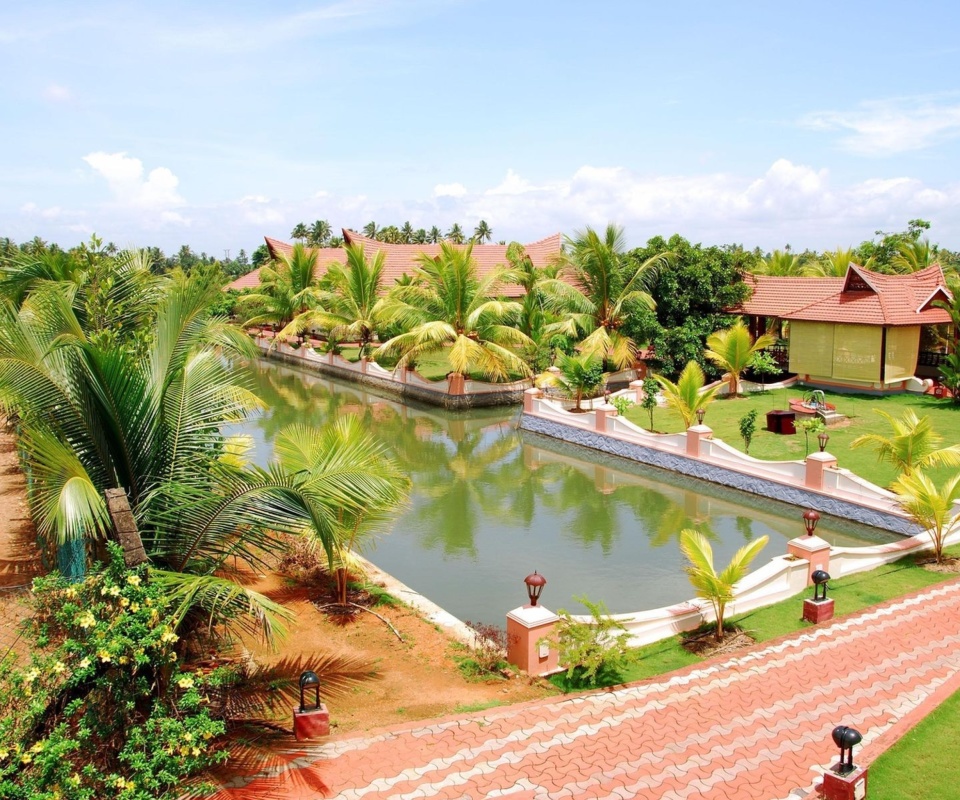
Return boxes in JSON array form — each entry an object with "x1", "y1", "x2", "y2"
[
  {"x1": 541, "y1": 224, "x2": 672, "y2": 369},
  {"x1": 704, "y1": 319, "x2": 776, "y2": 395},
  {"x1": 537, "y1": 353, "x2": 605, "y2": 411},
  {"x1": 891, "y1": 470, "x2": 960, "y2": 564},
  {"x1": 679, "y1": 529, "x2": 769, "y2": 641},
  {"x1": 501, "y1": 241, "x2": 558, "y2": 340},
  {"x1": 273, "y1": 417, "x2": 409, "y2": 605},
  {"x1": 428, "y1": 226, "x2": 442, "y2": 244},
  {"x1": 850, "y1": 410, "x2": 960, "y2": 477},
  {"x1": 474, "y1": 220, "x2": 493, "y2": 244},
  {"x1": 655, "y1": 360, "x2": 720, "y2": 429},
  {"x1": 891, "y1": 239, "x2": 936, "y2": 274},
  {"x1": 806, "y1": 248, "x2": 870, "y2": 277},
  {"x1": 375, "y1": 242, "x2": 532, "y2": 381},
  {"x1": 413, "y1": 228, "x2": 428, "y2": 245},
  {"x1": 278, "y1": 243, "x2": 391, "y2": 356},
  {"x1": 446, "y1": 223, "x2": 465, "y2": 244},
  {"x1": 400, "y1": 221, "x2": 414, "y2": 244},
  {"x1": 362, "y1": 221, "x2": 379, "y2": 239},
  {"x1": 757, "y1": 249, "x2": 806, "y2": 276},
  {"x1": 308, "y1": 219, "x2": 332, "y2": 247},
  {"x1": 239, "y1": 243, "x2": 320, "y2": 332},
  {"x1": 290, "y1": 222, "x2": 309, "y2": 243}
]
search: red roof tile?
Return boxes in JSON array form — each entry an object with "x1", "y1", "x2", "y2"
[
  {"x1": 224, "y1": 231, "x2": 562, "y2": 296},
  {"x1": 736, "y1": 265, "x2": 953, "y2": 327}
]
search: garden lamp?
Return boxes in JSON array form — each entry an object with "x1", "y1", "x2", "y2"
[
  {"x1": 811, "y1": 570, "x2": 830, "y2": 601},
  {"x1": 818, "y1": 431, "x2": 830, "y2": 452},
  {"x1": 695, "y1": 407, "x2": 706, "y2": 425},
  {"x1": 831, "y1": 725, "x2": 862, "y2": 775},
  {"x1": 524, "y1": 571, "x2": 546, "y2": 607},
  {"x1": 299, "y1": 670, "x2": 321, "y2": 713},
  {"x1": 802, "y1": 509, "x2": 821, "y2": 536}
]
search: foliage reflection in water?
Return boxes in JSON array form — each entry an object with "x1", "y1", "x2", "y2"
[{"x1": 240, "y1": 360, "x2": 897, "y2": 627}]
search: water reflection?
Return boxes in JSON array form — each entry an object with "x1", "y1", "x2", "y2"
[{"x1": 240, "y1": 359, "x2": 898, "y2": 627}]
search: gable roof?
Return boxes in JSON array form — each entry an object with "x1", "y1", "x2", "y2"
[
  {"x1": 224, "y1": 230, "x2": 562, "y2": 296},
  {"x1": 736, "y1": 264, "x2": 953, "y2": 327}
]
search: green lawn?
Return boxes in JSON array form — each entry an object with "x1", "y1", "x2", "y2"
[
  {"x1": 869, "y1": 685, "x2": 960, "y2": 800},
  {"x1": 621, "y1": 386, "x2": 960, "y2": 489}
]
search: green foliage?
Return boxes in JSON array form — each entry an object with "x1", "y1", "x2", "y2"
[
  {"x1": 538, "y1": 352, "x2": 605, "y2": 411},
  {"x1": 610, "y1": 395, "x2": 634, "y2": 416},
  {"x1": 545, "y1": 595, "x2": 637, "y2": 690},
  {"x1": 851, "y1": 410, "x2": 960, "y2": 477},
  {"x1": 749, "y1": 350, "x2": 781, "y2": 389},
  {"x1": 799, "y1": 416, "x2": 826, "y2": 457},
  {"x1": 457, "y1": 622, "x2": 512, "y2": 679},
  {"x1": 891, "y1": 470, "x2": 960, "y2": 564},
  {"x1": 0, "y1": 547, "x2": 227, "y2": 799},
  {"x1": 640, "y1": 375, "x2": 659, "y2": 430},
  {"x1": 654, "y1": 360, "x2": 719, "y2": 428},
  {"x1": 939, "y1": 353, "x2": 960, "y2": 404},
  {"x1": 704, "y1": 319, "x2": 776, "y2": 395},
  {"x1": 738, "y1": 409, "x2": 758, "y2": 454},
  {"x1": 679, "y1": 529, "x2": 769, "y2": 641}
]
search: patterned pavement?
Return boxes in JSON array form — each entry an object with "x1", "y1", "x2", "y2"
[{"x1": 217, "y1": 579, "x2": 960, "y2": 800}]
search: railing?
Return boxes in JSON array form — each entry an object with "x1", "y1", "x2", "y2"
[
  {"x1": 917, "y1": 350, "x2": 947, "y2": 368},
  {"x1": 760, "y1": 344, "x2": 790, "y2": 369}
]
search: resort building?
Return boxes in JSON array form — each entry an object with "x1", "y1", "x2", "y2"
[
  {"x1": 226, "y1": 229, "x2": 563, "y2": 297},
  {"x1": 736, "y1": 263, "x2": 954, "y2": 393}
]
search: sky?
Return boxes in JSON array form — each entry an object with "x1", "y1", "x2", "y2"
[{"x1": 2, "y1": 0, "x2": 960, "y2": 258}]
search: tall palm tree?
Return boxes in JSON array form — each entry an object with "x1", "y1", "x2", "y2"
[
  {"x1": 541, "y1": 224, "x2": 672, "y2": 369},
  {"x1": 806, "y1": 248, "x2": 868, "y2": 277},
  {"x1": 446, "y1": 223, "x2": 465, "y2": 244},
  {"x1": 851, "y1": 410, "x2": 960, "y2": 477},
  {"x1": 655, "y1": 360, "x2": 720, "y2": 429},
  {"x1": 308, "y1": 219, "x2": 332, "y2": 247},
  {"x1": 704, "y1": 319, "x2": 776, "y2": 395},
  {"x1": 428, "y1": 226, "x2": 442, "y2": 244},
  {"x1": 756, "y1": 249, "x2": 806, "y2": 276},
  {"x1": 400, "y1": 221, "x2": 415, "y2": 244},
  {"x1": 474, "y1": 220, "x2": 493, "y2": 244},
  {"x1": 362, "y1": 221, "x2": 379, "y2": 239},
  {"x1": 290, "y1": 222, "x2": 309, "y2": 243},
  {"x1": 375, "y1": 242, "x2": 532, "y2": 381},
  {"x1": 679, "y1": 529, "x2": 768, "y2": 641},
  {"x1": 501, "y1": 241, "x2": 558, "y2": 339},
  {"x1": 891, "y1": 470, "x2": 960, "y2": 564},
  {"x1": 413, "y1": 228, "x2": 428, "y2": 245},
  {"x1": 239, "y1": 243, "x2": 320, "y2": 332}
]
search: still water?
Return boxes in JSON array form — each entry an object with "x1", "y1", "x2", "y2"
[{"x1": 240, "y1": 359, "x2": 897, "y2": 627}]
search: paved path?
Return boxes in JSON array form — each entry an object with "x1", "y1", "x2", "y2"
[{"x1": 218, "y1": 580, "x2": 960, "y2": 800}]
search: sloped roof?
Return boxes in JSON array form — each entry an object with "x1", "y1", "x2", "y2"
[
  {"x1": 224, "y1": 230, "x2": 563, "y2": 296},
  {"x1": 736, "y1": 264, "x2": 953, "y2": 327}
]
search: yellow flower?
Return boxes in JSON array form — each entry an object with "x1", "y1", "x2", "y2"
[
  {"x1": 20, "y1": 753, "x2": 31, "y2": 764},
  {"x1": 119, "y1": 597, "x2": 130, "y2": 608},
  {"x1": 119, "y1": 656, "x2": 129, "y2": 665},
  {"x1": 129, "y1": 602, "x2": 140, "y2": 613},
  {"x1": 108, "y1": 585, "x2": 121, "y2": 597},
  {"x1": 160, "y1": 629, "x2": 179, "y2": 644},
  {"x1": 76, "y1": 611, "x2": 96, "y2": 629},
  {"x1": 126, "y1": 575, "x2": 142, "y2": 586},
  {"x1": 145, "y1": 598, "x2": 153, "y2": 607},
  {"x1": 191, "y1": 746, "x2": 201, "y2": 756},
  {"x1": 68, "y1": 774, "x2": 81, "y2": 786},
  {"x1": 30, "y1": 741, "x2": 44, "y2": 753},
  {"x1": 25, "y1": 668, "x2": 40, "y2": 683},
  {"x1": 52, "y1": 661, "x2": 67, "y2": 675},
  {"x1": 202, "y1": 731, "x2": 213, "y2": 740},
  {"x1": 78, "y1": 657, "x2": 91, "y2": 669},
  {"x1": 177, "y1": 676, "x2": 195, "y2": 690},
  {"x1": 183, "y1": 732, "x2": 193, "y2": 742},
  {"x1": 0, "y1": 749, "x2": 8, "y2": 760},
  {"x1": 64, "y1": 587, "x2": 78, "y2": 599},
  {"x1": 98, "y1": 650, "x2": 112, "y2": 663}
]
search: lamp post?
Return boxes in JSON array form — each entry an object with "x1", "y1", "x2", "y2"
[
  {"x1": 812, "y1": 570, "x2": 830, "y2": 601},
  {"x1": 293, "y1": 669, "x2": 329, "y2": 740},
  {"x1": 818, "y1": 431, "x2": 830, "y2": 452},
  {"x1": 831, "y1": 725, "x2": 863, "y2": 775},
  {"x1": 803, "y1": 509, "x2": 821, "y2": 536},
  {"x1": 695, "y1": 407, "x2": 706, "y2": 426},
  {"x1": 299, "y1": 670, "x2": 321, "y2": 713},
  {"x1": 524, "y1": 571, "x2": 546, "y2": 607}
]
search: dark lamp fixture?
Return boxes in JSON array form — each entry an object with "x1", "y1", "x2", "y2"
[
  {"x1": 695, "y1": 407, "x2": 706, "y2": 426},
  {"x1": 803, "y1": 509, "x2": 821, "y2": 537},
  {"x1": 299, "y1": 670, "x2": 321, "y2": 713},
  {"x1": 818, "y1": 431, "x2": 830, "y2": 452},
  {"x1": 524, "y1": 571, "x2": 547, "y2": 606},
  {"x1": 811, "y1": 570, "x2": 830, "y2": 601},
  {"x1": 831, "y1": 725, "x2": 863, "y2": 775}
]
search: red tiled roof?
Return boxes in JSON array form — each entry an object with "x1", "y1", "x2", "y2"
[
  {"x1": 224, "y1": 231, "x2": 563, "y2": 296},
  {"x1": 736, "y1": 265, "x2": 953, "y2": 327}
]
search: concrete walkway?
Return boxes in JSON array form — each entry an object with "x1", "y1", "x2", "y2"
[{"x1": 217, "y1": 579, "x2": 960, "y2": 800}]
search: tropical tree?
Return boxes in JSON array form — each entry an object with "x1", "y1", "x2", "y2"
[
  {"x1": 290, "y1": 222, "x2": 309, "y2": 242},
  {"x1": 891, "y1": 470, "x2": 960, "y2": 564},
  {"x1": 756, "y1": 249, "x2": 806, "y2": 276},
  {"x1": 400, "y1": 221, "x2": 414, "y2": 244},
  {"x1": 891, "y1": 238, "x2": 936, "y2": 274},
  {"x1": 501, "y1": 241, "x2": 558, "y2": 340},
  {"x1": 654, "y1": 360, "x2": 719, "y2": 429},
  {"x1": 239, "y1": 243, "x2": 320, "y2": 332},
  {"x1": 679, "y1": 529, "x2": 769, "y2": 641},
  {"x1": 413, "y1": 228, "x2": 428, "y2": 244},
  {"x1": 446, "y1": 223, "x2": 465, "y2": 244},
  {"x1": 375, "y1": 242, "x2": 532, "y2": 381},
  {"x1": 428, "y1": 226, "x2": 442, "y2": 244},
  {"x1": 541, "y1": 224, "x2": 672, "y2": 369},
  {"x1": 362, "y1": 221, "x2": 379, "y2": 239},
  {"x1": 807, "y1": 248, "x2": 873, "y2": 277},
  {"x1": 474, "y1": 219, "x2": 493, "y2": 244},
  {"x1": 704, "y1": 319, "x2": 776, "y2": 395},
  {"x1": 537, "y1": 353, "x2": 605, "y2": 412},
  {"x1": 850, "y1": 410, "x2": 960, "y2": 477},
  {"x1": 308, "y1": 219, "x2": 332, "y2": 247}
]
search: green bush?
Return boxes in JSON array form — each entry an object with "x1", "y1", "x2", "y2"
[{"x1": 0, "y1": 547, "x2": 227, "y2": 799}]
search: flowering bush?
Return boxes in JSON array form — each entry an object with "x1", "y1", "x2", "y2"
[{"x1": 0, "y1": 546, "x2": 227, "y2": 799}]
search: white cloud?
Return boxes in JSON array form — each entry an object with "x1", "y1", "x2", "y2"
[
  {"x1": 43, "y1": 84, "x2": 71, "y2": 103},
  {"x1": 82, "y1": 152, "x2": 186, "y2": 217},
  {"x1": 434, "y1": 182, "x2": 467, "y2": 198},
  {"x1": 802, "y1": 96, "x2": 960, "y2": 156}
]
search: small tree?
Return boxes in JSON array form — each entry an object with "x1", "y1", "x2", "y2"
[
  {"x1": 851, "y1": 410, "x2": 960, "y2": 477},
  {"x1": 538, "y1": 352, "x2": 605, "y2": 412},
  {"x1": 641, "y1": 375, "x2": 659, "y2": 431},
  {"x1": 679, "y1": 529, "x2": 769, "y2": 641},
  {"x1": 799, "y1": 417, "x2": 826, "y2": 457},
  {"x1": 891, "y1": 470, "x2": 960, "y2": 564},
  {"x1": 704, "y1": 319, "x2": 776, "y2": 396},
  {"x1": 739, "y1": 409, "x2": 758, "y2": 454},
  {"x1": 541, "y1": 595, "x2": 637, "y2": 689},
  {"x1": 939, "y1": 354, "x2": 960, "y2": 404},
  {"x1": 610, "y1": 395, "x2": 634, "y2": 416},
  {"x1": 654, "y1": 360, "x2": 719, "y2": 429},
  {"x1": 750, "y1": 350, "x2": 781, "y2": 392}
]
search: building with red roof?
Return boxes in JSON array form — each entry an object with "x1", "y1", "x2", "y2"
[
  {"x1": 735, "y1": 264, "x2": 954, "y2": 392},
  {"x1": 224, "y1": 229, "x2": 563, "y2": 297}
]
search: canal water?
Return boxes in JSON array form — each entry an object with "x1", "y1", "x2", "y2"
[{"x1": 240, "y1": 359, "x2": 897, "y2": 628}]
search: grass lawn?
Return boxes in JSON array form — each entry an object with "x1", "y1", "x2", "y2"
[
  {"x1": 869, "y1": 685, "x2": 960, "y2": 800},
  {"x1": 606, "y1": 546, "x2": 960, "y2": 686},
  {"x1": 621, "y1": 386, "x2": 960, "y2": 489}
]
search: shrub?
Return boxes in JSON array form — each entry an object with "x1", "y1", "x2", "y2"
[
  {"x1": 458, "y1": 622, "x2": 514, "y2": 678},
  {"x1": 543, "y1": 595, "x2": 636, "y2": 690},
  {"x1": 739, "y1": 409, "x2": 758, "y2": 454},
  {"x1": 610, "y1": 395, "x2": 634, "y2": 416},
  {"x1": 0, "y1": 546, "x2": 228, "y2": 799}
]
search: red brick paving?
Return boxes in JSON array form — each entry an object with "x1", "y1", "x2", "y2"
[{"x1": 218, "y1": 579, "x2": 960, "y2": 800}]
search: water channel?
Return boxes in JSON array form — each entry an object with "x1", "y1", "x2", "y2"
[{"x1": 240, "y1": 358, "x2": 898, "y2": 628}]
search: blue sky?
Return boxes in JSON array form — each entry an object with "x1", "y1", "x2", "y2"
[{"x1": 2, "y1": 0, "x2": 959, "y2": 257}]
